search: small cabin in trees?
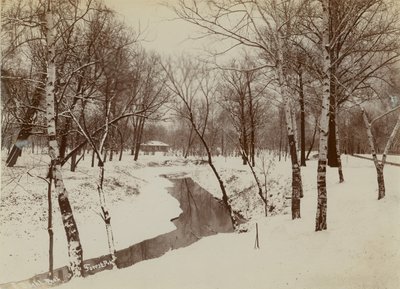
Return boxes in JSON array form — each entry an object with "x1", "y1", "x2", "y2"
[{"x1": 140, "y1": 140, "x2": 169, "y2": 156}]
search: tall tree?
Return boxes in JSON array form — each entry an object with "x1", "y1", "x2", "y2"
[
  {"x1": 45, "y1": 0, "x2": 83, "y2": 276},
  {"x1": 315, "y1": 0, "x2": 331, "y2": 231},
  {"x1": 219, "y1": 63, "x2": 251, "y2": 165},
  {"x1": 163, "y1": 58, "x2": 237, "y2": 227},
  {"x1": 302, "y1": 0, "x2": 400, "y2": 174},
  {"x1": 174, "y1": 0, "x2": 305, "y2": 219},
  {"x1": 129, "y1": 52, "x2": 170, "y2": 160}
]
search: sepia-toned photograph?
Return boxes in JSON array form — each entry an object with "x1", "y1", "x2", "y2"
[{"x1": 1, "y1": 0, "x2": 400, "y2": 288}]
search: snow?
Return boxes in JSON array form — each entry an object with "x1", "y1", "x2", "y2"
[
  {"x1": 0, "y1": 153, "x2": 190, "y2": 283},
  {"x1": 1, "y1": 151, "x2": 400, "y2": 288},
  {"x1": 141, "y1": 140, "x2": 170, "y2": 147}
]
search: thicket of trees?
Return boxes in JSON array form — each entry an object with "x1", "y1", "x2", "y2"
[{"x1": 1, "y1": 0, "x2": 400, "y2": 279}]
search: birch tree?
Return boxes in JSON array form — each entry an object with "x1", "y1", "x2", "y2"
[
  {"x1": 45, "y1": 0, "x2": 83, "y2": 276},
  {"x1": 301, "y1": 0, "x2": 400, "y2": 180},
  {"x1": 361, "y1": 106, "x2": 400, "y2": 199},
  {"x1": 64, "y1": 7, "x2": 147, "y2": 265},
  {"x1": 315, "y1": 0, "x2": 330, "y2": 231}
]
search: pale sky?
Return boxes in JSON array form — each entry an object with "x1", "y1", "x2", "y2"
[{"x1": 104, "y1": 0, "x2": 206, "y2": 56}]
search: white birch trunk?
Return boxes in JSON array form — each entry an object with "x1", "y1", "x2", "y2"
[
  {"x1": 363, "y1": 109, "x2": 400, "y2": 200},
  {"x1": 97, "y1": 102, "x2": 117, "y2": 265},
  {"x1": 362, "y1": 109, "x2": 384, "y2": 199},
  {"x1": 97, "y1": 161, "x2": 117, "y2": 266},
  {"x1": 69, "y1": 103, "x2": 117, "y2": 265},
  {"x1": 276, "y1": 36, "x2": 302, "y2": 219},
  {"x1": 382, "y1": 114, "x2": 400, "y2": 167},
  {"x1": 315, "y1": 0, "x2": 330, "y2": 231},
  {"x1": 45, "y1": 0, "x2": 83, "y2": 277}
]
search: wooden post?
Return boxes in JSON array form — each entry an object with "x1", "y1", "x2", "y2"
[{"x1": 254, "y1": 223, "x2": 260, "y2": 249}]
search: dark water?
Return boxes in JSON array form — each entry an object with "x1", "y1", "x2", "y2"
[
  {"x1": 115, "y1": 177, "x2": 234, "y2": 269},
  {"x1": 2, "y1": 177, "x2": 233, "y2": 288}
]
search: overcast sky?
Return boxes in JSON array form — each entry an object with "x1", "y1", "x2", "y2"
[{"x1": 104, "y1": 0, "x2": 205, "y2": 56}]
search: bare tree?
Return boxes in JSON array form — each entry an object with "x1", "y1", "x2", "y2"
[
  {"x1": 63, "y1": 6, "x2": 148, "y2": 265},
  {"x1": 1, "y1": 0, "x2": 47, "y2": 166},
  {"x1": 130, "y1": 52, "x2": 170, "y2": 161},
  {"x1": 44, "y1": 0, "x2": 83, "y2": 276},
  {"x1": 219, "y1": 63, "x2": 251, "y2": 165},
  {"x1": 361, "y1": 106, "x2": 400, "y2": 199},
  {"x1": 173, "y1": 0, "x2": 305, "y2": 219},
  {"x1": 300, "y1": 0, "x2": 400, "y2": 181},
  {"x1": 163, "y1": 58, "x2": 237, "y2": 227},
  {"x1": 315, "y1": 0, "x2": 330, "y2": 232},
  {"x1": 218, "y1": 59, "x2": 266, "y2": 166}
]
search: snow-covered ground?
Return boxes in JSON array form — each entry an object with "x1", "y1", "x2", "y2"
[{"x1": 1, "y1": 151, "x2": 400, "y2": 288}]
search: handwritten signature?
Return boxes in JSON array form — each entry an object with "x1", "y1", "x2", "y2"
[{"x1": 84, "y1": 259, "x2": 113, "y2": 272}]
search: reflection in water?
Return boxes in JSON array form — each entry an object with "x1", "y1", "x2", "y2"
[
  {"x1": 115, "y1": 177, "x2": 234, "y2": 269},
  {"x1": 1, "y1": 177, "x2": 233, "y2": 288}
]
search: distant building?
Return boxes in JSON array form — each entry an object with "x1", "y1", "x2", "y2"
[{"x1": 140, "y1": 140, "x2": 169, "y2": 156}]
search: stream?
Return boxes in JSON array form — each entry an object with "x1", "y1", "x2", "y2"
[
  {"x1": 2, "y1": 177, "x2": 234, "y2": 288},
  {"x1": 114, "y1": 177, "x2": 234, "y2": 270}
]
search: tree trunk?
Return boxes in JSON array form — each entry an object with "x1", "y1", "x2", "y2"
[
  {"x1": 362, "y1": 109, "x2": 384, "y2": 199},
  {"x1": 134, "y1": 117, "x2": 145, "y2": 161},
  {"x1": 376, "y1": 164, "x2": 385, "y2": 200},
  {"x1": 299, "y1": 72, "x2": 306, "y2": 166},
  {"x1": 327, "y1": 106, "x2": 338, "y2": 167},
  {"x1": 363, "y1": 110, "x2": 400, "y2": 200},
  {"x1": 277, "y1": 80, "x2": 301, "y2": 218},
  {"x1": 6, "y1": 81, "x2": 45, "y2": 167},
  {"x1": 184, "y1": 125, "x2": 194, "y2": 158},
  {"x1": 194, "y1": 126, "x2": 237, "y2": 228},
  {"x1": 97, "y1": 160, "x2": 117, "y2": 266},
  {"x1": 221, "y1": 133, "x2": 225, "y2": 157},
  {"x1": 131, "y1": 117, "x2": 137, "y2": 156},
  {"x1": 69, "y1": 93, "x2": 119, "y2": 268},
  {"x1": 47, "y1": 167, "x2": 54, "y2": 279},
  {"x1": 240, "y1": 131, "x2": 248, "y2": 165},
  {"x1": 91, "y1": 149, "x2": 95, "y2": 167},
  {"x1": 45, "y1": 2, "x2": 83, "y2": 276},
  {"x1": 264, "y1": 173, "x2": 268, "y2": 217},
  {"x1": 306, "y1": 118, "x2": 317, "y2": 160},
  {"x1": 327, "y1": 15, "x2": 339, "y2": 168},
  {"x1": 335, "y1": 110, "x2": 344, "y2": 182},
  {"x1": 59, "y1": 118, "x2": 73, "y2": 160},
  {"x1": 247, "y1": 72, "x2": 256, "y2": 167},
  {"x1": 288, "y1": 134, "x2": 302, "y2": 218},
  {"x1": 70, "y1": 151, "x2": 77, "y2": 172},
  {"x1": 382, "y1": 113, "x2": 400, "y2": 166},
  {"x1": 278, "y1": 107, "x2": 283, "y2": 161},
  {"x1": 239, "y1": 90, "x2": 248, "y2": 165},
  {"x1": 118, "y1": 128, "x2": 124, "y2": 161},
  {"x1": 103, "y1": 148, "x2": 107, "y2": 163},
  {"x1": 70, "y1": 137, "x2": 77, "y2": 172},
  {"x1": 276, "y1": 33, "x2": 302, "y2": 219},
  {"x1": 316, "y1": 0, "x2": 330, "y2": 231},
  {"x1": 109, "y1": 148, "x2": 113, "y2": 161},
  {"x1": 292, "y1": 104, "x2": 299, "y2": 156}
]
